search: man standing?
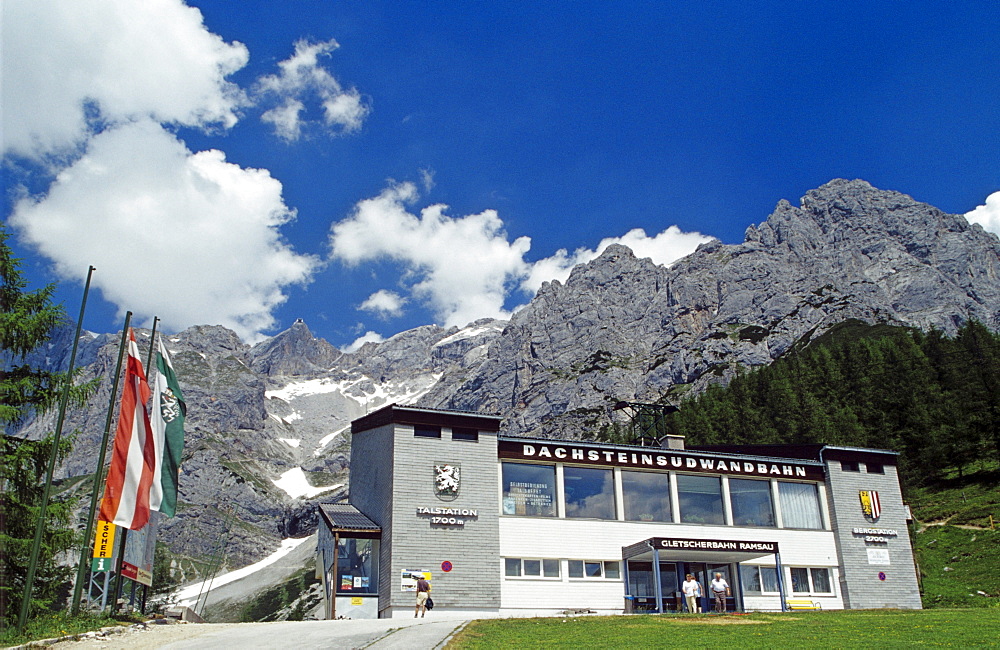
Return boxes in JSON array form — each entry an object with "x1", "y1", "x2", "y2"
[
  {"x1": 414, "y1": 573, "x2": 431, "y2": 618},
  {"x1": 681, "y1": 573, "x2": 702, "y2": 613},
  {"x1": 710, "y1": 572, "x2": 731, "y2": 613}
]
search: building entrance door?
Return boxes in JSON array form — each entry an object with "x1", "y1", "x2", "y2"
[{"x1": 684, "y1": 562, "x2": 737, "y2": 613}]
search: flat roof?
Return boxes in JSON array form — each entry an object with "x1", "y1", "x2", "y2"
[{"x1": 351, "y1": 404, "x2": 503, "y2": 434}]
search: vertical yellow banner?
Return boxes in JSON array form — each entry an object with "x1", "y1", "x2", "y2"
[{"x1": 92, "y1": 520, "x2": 116, "y2": 558}]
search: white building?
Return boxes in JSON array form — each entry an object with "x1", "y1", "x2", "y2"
[{"x1": 317, "y1": 405, "x2": 921, "y2": 619}]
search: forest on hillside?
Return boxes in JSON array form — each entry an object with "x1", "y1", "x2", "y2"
[{"x1": 660, "y1": 320, "x2": 1000, "y2": 489}]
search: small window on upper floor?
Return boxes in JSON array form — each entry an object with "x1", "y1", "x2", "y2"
[
  {"x1": 866, "y1": 463, "x2": 884, "y2": 474},
  {"x1": 452, "y1": 427, "x2": 479, "y2": 442},
  {"x1": 841, "y1": 461, "x2": 860, "y2": 472},
  {"x1": 414, "y1": 425, "x2": 442, "y2": 438}
]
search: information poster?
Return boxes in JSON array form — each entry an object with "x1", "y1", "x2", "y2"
[
  {"x1": 401, "y1": 570, "x2": 432, "y2": 591},
  {"x1": 867, "y1": 548, "x2": 890, "y2": 565}
]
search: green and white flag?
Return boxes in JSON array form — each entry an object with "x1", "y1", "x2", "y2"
[{"x1": 149, "y1": 338, "x2": 186, "y2": 517}]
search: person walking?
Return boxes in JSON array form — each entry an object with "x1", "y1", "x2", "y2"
[
  {"x1": 414, "y1": 573, "x2": 432, "y2": 617},
  {"x1": 681, "y1": 573, "x2": 702, "y2": 613},
  {"x1": 710, "y1": 572, "x2": 731, "y2": 613}
]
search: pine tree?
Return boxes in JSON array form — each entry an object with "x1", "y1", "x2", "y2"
[{"x1": 0, "y1": 226, "x2": 88, "y2": 627}]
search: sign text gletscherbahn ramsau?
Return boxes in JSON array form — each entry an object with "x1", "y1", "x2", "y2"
[
  {"x1": 652, "y1": 537, "x2": 778, "y2": 554},
  {"x1": 498, "y1": 441, "x2": 824, "y2": 480}
]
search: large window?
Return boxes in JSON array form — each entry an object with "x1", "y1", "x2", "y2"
[
  {"x1": 778, "y1": 481, "x2": 823, "y2": 529},
  {"x1": 564, "y1": 466, "x2": 615, "y2": 519},
  {"x1": 676, "y1": 474, "x2": 724, "y2": 525},
  {"x1": 790, "y1": 567, "x2": 833, "y2": 594},
  {"x1": 729, "y1": 478, "x2": 775, "y2": 527},
  {"x1": 336, "y1": 538, "x2": 378, "y2": 594},
  {"x1": 740, "y1": 565, "x2": 779, "y2": 594},
  {"x1": 502, "y1": 462, "x2": 557, "y2": 517},
  {"x1": 622, "y1": 470, "x2": 672, "y2": 522}
]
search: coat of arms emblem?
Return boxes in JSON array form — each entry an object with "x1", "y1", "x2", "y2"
[{"x1": 434, "y1": 463, "x2": 460, "y2": 501}]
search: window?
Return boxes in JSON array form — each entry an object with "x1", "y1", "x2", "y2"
[
  {"x1": 676, "y1": 474, "x2": 725, "y2": 525},
  {"x1": 841, "y1": 461, "x2": 860, "y2": 472},
  {"x1": 335, "y1": 537, "x2": 378, "y2": 594},
  {"x1": 778, "y1": 481, "x2": 823, "y2": 529},
  {"x1": 452, "y1": 427, "x2": 478, "y2": 441},
  {"x1": 569, "y1": 560, "x2": 620, "y2": 579},
  {"x1": 414, "y1": 425, "x2": 441, "y2": 438},
  {"x1": 502, "y1": 462, "x2": 557, "y2": 517},
  {"x1": 740, "y1": 565, "x2": 779, "y2": 594},
  {"x1": 622, "y1": 470, "x2": 672, "y2": 522},
  {"x1": 504, "y1": 558, "x2": 560, "y2": 578},
  {"x1": 790, "y1": 567, "x2": 833, "y2": 594},
  {"x1": 866, "y1": 463, "x2": 884, "y2": 474},
  {"x1": 790, "y1": 567, "x2": 809, "y2": 593},
  {"x1": 811, "y1": 568, "x2": 832, "y2": 593},
  {"x1": 564, "y1": 466, "x2": 616, "y2": 519},
  {"x1": 729, "y1": 478, "x2": 776, "y2": 527}
]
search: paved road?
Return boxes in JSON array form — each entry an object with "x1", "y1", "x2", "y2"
[
  {"x1": 162, "y1": 617, "x2": 470, "y2": 649},
  {"x1": 53, "y1": 617, "x2": 473, "y2": 650}
]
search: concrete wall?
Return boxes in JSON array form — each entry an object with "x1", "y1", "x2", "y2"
[
  {"x1": 384, "y1": 425, "x2": 501, "y2": 616},
  {"x1": 348, "y1": 423, "x2": 396, "y2": 615},
  {"x1": 824, "y1": 459, "x2": 922, "y2": 609}
]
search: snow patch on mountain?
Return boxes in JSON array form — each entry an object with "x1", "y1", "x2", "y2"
[{"x1": 272, "y1": 467, "x2": 342, "y2": 499}]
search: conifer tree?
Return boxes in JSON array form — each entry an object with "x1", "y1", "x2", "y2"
[{"x1": 0, "y1": 226, "x2": 86, "y2": 626}]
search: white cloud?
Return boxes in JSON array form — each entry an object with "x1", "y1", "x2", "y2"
[
  {"x1": 255, "y1": 39, "x2": 369, "y2": 141},
  {"x1": 965, "y1": 192, "x2": 1000, "y2": 237},
  {"x1": 8, "y1": 120, "x2": 319, "y2": 342},
  {"x1": 1, "y1": 0, "x2": 248, "y2": 162},
  {"x1": 521, "y1": 226, "x2": 713, "y2": 294},
  {"x1": 360, "y1": 290, "x2": 406, "y2": 319},
  {"x1": 330, "y1": 183, "x2": 531, "y2": 328},
  {"x1": 343, "y1": 331, "x2": 385, "y2": 353}
]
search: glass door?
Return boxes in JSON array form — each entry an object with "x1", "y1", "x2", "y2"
[{"x1": 705, "y1": 563, "x2": 736, "y2": 613}]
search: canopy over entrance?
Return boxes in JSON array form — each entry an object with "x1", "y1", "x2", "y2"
[
  {"x1": 623, "y1": 536, "x2": 778, "y2": 563},
  {"x1": 622, "y1": 537, "x2": 787, "y2": 613}
]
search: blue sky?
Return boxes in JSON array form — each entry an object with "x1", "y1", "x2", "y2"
[{"x1": 3, "y1": 1, "x2": 999, "y2": 349}]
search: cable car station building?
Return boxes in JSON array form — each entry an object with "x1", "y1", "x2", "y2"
[{"x1": 316, "y1": 405, "x2": 921, "y2": 619}]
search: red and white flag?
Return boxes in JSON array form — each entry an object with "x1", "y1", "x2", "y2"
[{"x1": 99, "y1": 329, "x2": 156, "y2": 530}]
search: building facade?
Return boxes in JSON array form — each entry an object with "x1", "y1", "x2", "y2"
[{"x1": 317, "y1": 405, "x2": 921, "y2": 619}]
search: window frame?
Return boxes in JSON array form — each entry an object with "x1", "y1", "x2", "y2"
[
  {"x1": 728, "y1": 477, "x2": 777, "y2": 528},
  {"x1": 504, "y1": 557, "x2": 561, "y2": 580},
  {"x1": 567, "y1": 559, "x2": 621, "y2": 580},
  {"x1": 739, "y1": 564, "x2": 780, "y2": 595},
  {"x1": 675, "y1": 473, "x2": 725, "y2": 525},
  {"x1": 413, "y1": 425, "x2": 442, "y2": 438},
  {"x1": 501, "y1": 461, "x2": 558, "y2": 518},
  {"x1": 621, "y1": 469, "x2": 673, "y2": 523},
  {"x1": 841, "y1": 460, "x2": 860, "y2": 472},
  {"x1": 788, "y1": 566, "x2": 835, "y2": 595},
  {"x1": 562, "y1": 465, "x2": 617, "y2": 520},
  {"x1": 451, "y1": 427, "x2": 479, "y2": 442}
]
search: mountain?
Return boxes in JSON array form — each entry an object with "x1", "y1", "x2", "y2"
[{"x1": 10, "y1": 179, "x2": 1000, "y2": 581}]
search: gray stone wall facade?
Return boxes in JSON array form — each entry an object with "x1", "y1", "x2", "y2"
[
  {"x1": 386, "y1": 426, "x2": 501, "y2": 613},
  {"x1": 824, "y1": 455, "x2": 922, "y2": 609}
]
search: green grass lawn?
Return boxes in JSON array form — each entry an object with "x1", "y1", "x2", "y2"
[{"x1": 448, "y1": 609, "x2": 1000, "y2": 649}]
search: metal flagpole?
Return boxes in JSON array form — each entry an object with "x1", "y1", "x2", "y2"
[
  {"x1": 17, "y1": 266, "x2": 94, "y2": 632},
  {"x1": 71, "y1": 311, "x2": 132, "y2": 613}
]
